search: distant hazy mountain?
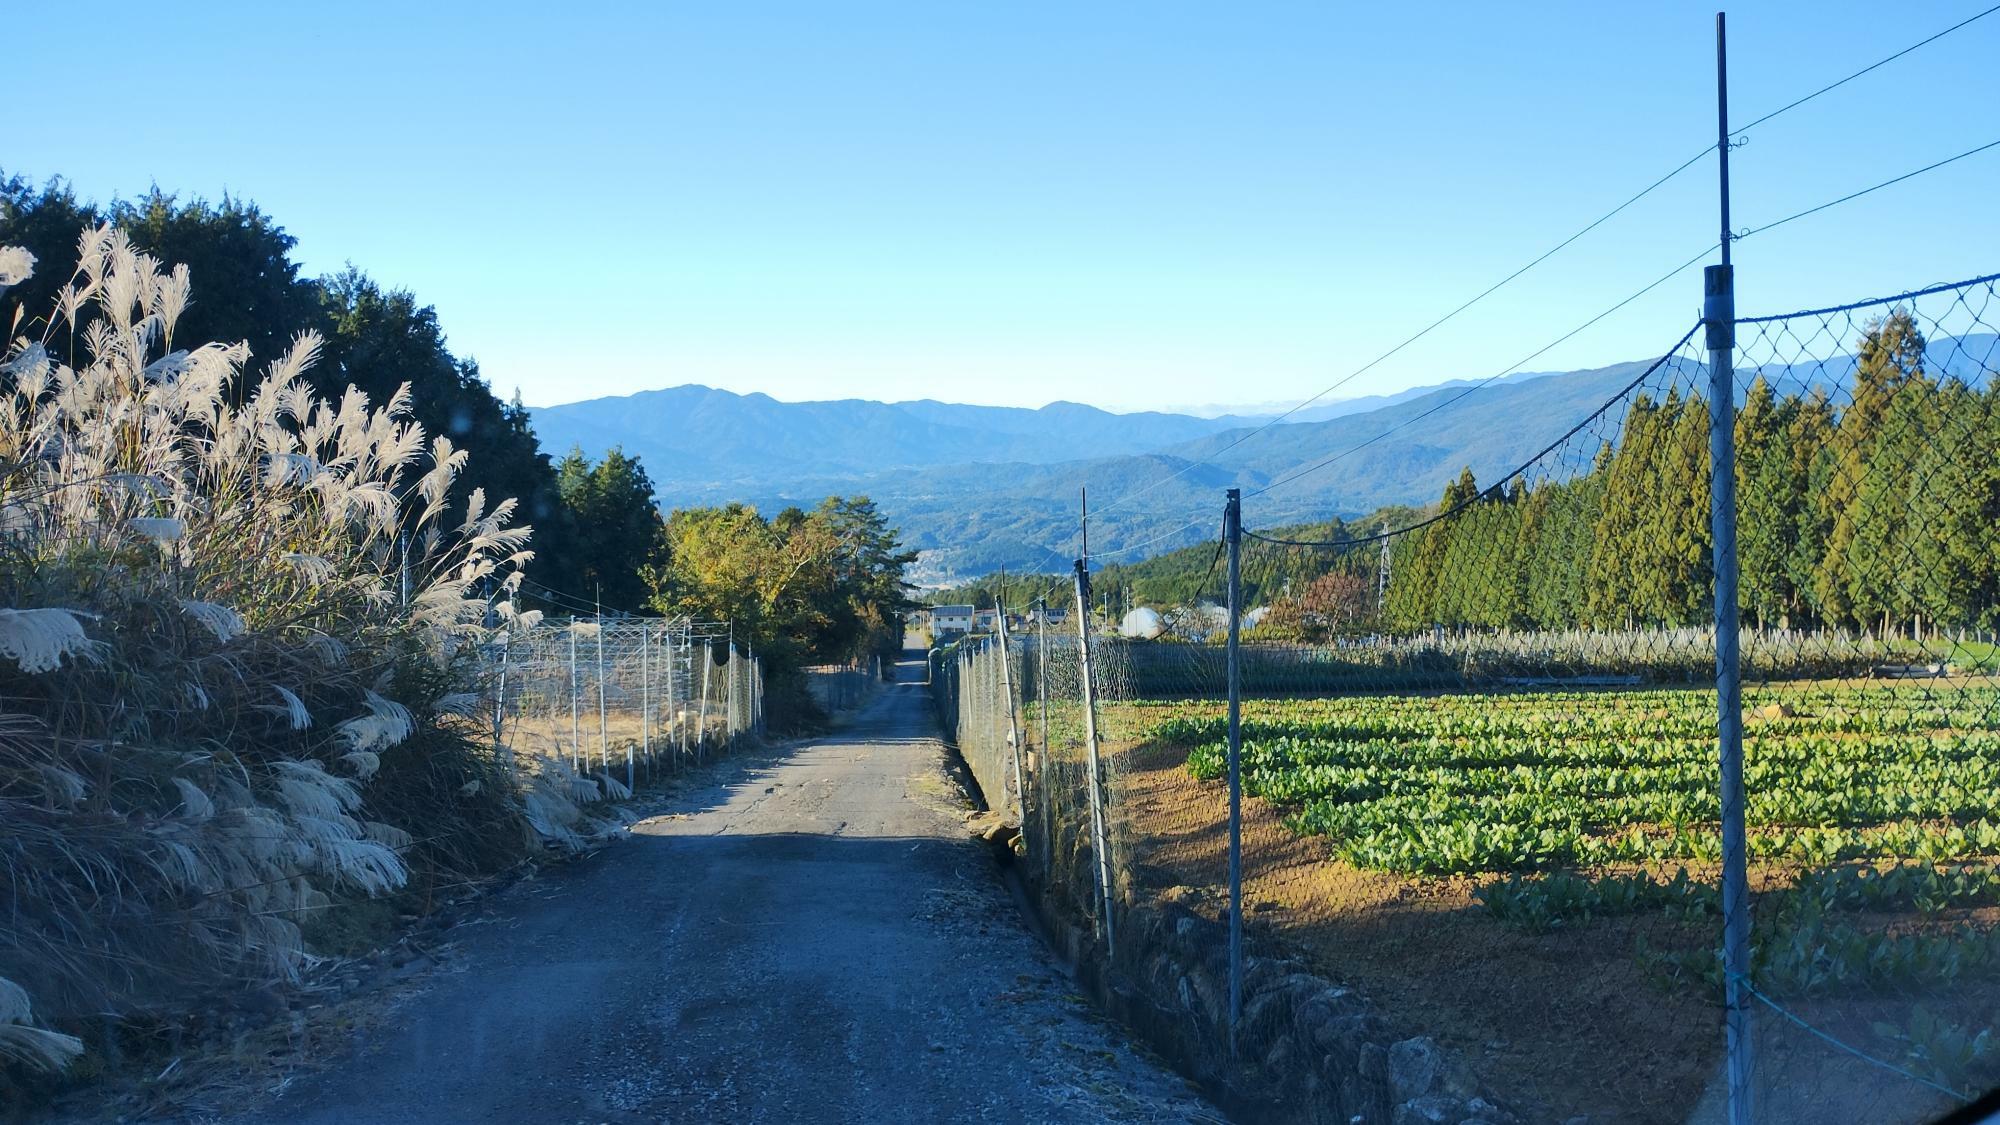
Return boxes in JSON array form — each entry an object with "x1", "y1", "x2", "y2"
[
  {"x1": 528, "y1": 386, "x2": 1256, "y2": 489},
  {"x1": 532, "y1": 334, "x2": 1996, "y2": 585}
]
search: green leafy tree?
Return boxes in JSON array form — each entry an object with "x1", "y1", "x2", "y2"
[
  {"x1": 648, "y1": 496, "x2": 915, "y2": 677},
  {"x1": 549, "y1": 447, "x2": 667, "y2": 613}
]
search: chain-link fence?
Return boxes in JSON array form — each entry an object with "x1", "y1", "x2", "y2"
[
  {"x1": 483, "y1": 617, "x2": 764, "y2": 793},
  {"x1": 803, "y1": 659, "x2": 878, "y2": 714},
  {"x1": 933, "y1": 271, "x2": 2000, "y2": 1124}
]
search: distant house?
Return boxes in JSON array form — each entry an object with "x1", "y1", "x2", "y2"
[
  {"x1": 972, "y1": 607, "x2": 1000, "y2": 632},
  {"x1": 931, "y1": 605, "x2": 975, "y2": 637},
  {"x1": 1040, "y1": 603, "x2": 1068, "y2": 625}
]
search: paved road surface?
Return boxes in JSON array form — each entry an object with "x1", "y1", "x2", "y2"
[{"x1": 231, "y1": 649, "x2": 1213, "y2": 1124}]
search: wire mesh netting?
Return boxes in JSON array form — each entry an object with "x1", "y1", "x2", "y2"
[
  {"x1": 483, "y1": 617, "x2": 766, "y2": 793},
  {"x1": 930, "y1": 272, "x2": 2000, "y2": 1123}
]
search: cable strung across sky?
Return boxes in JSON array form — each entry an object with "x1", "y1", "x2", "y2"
[{"x1": 1025, "y1": 5, "x2": 2000, "y2": 569}]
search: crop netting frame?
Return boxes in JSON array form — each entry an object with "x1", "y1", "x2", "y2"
[{"x1": 483, "y1": 616, "x2": 764, "y2": 792}]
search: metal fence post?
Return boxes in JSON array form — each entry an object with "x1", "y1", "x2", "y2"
[
  {"x1": 568, "y1": 622, "x2": 581, "y2": 771},
  {"x1": 638, "y1": 622, "x2": 649, "y2": 791},
  {"x1": 1037, "y1": 597, "x2": 1051, "y2": 879},
  {"x1": 493, "y1": 626, "x2": 513, "y2": 777},
  {"x1": 697, "y1": 643, "x2": 712, "y2": 763},
  {"x1": 596, "y1": 617, "x2": 609, "y2": 776},
  {"x1": 1709, "y1": 15, "x2": 1752, "y2": 1123},
  {"x1": 669, "y1": 624, "x2": 684, "y2": 768},
  {"x1": 1224, "y1": 488, "x2": 1245, "y2": 1054},
  {"x1": 1072, "y1": 558, "x2": 1115, "y2": 957}
]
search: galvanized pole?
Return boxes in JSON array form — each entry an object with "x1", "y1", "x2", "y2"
[
  {"x1": 595, "y1": 610, "x2": 609, "y2": 778},
  {"x1": 666, "y1": 624, "x2": 680, "y2": 770},
  {"x1": 1709, "y1": 13, "x2": 1752, "y2": 1125},
  {"x1": 1037, "y1": 596, "x2": 1051, "y2": 879},
  {"x1": 997, "y1": 608, "x2": 1026, "y2": 835},
  {"x1": 493, "y1": 627, "x2": 513, "y2": 775},
  {"x1": 1072, "y1": 558, "x2": 1115, "y2": 956},
  {"x1": 639, "y1": 622, "x2": 650, "y2": 790},
  {"x1": 697, "y1": 643, "x2": 712, "y2": 763},
  {"x1": 568, "y1": 621, "x2": 581, "y2": 771},
  {"x1": 1224, "y1": 488, "x2": 1245, "y2": 1054}
]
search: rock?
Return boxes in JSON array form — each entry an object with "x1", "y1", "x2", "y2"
[
  {"x1": 1757, "y1": 702, "x2": 1796, "y2": 720},
  {"x1": 1358, "y1": 1041, "x2": 1386, "y2": 1082},
  {"x1": 1393, "y1": 1095, "x2": 1459, "y2": 1125},
  {"x1": 1461, "y1": 1095, "x2": 1517, "y2": 1124},
  {"x1": 391, "y1": 954, "x2": 435, "y2": 981},
  {"x1": 1389, "y1": 1036, "x2": 1443, "y2": 1103}
]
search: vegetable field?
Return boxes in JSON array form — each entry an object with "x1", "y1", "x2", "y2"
[
  {"x1": 1164, "y1": 685, "x2": 2000, "y2": 876},
  {"x1": 1108, "y1": 681, "x2": 2000, "y2": 1120}
]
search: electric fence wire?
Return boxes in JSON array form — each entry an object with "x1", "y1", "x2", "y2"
[{"x1": 1012, "y1": 4, "x2": 2000, "y2": 573}]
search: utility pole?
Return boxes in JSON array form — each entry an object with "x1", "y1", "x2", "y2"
[
  {"x1": 1708, "y1": 13, "x2": 1751, "y2": 1125},
  {"x1": 1224, "y1": 488, "x2": 1245, "y2": 1054}
]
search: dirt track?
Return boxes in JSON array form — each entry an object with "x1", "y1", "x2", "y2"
[{"x1": 224, "y1": 649, "x2": 1214, "y2": 1124}]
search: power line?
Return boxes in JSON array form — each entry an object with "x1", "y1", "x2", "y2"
[
  {"x1": 1735, "y1": 137, "x2": 2000, "y2": 244},
  {"x1": 1242, "y1": 321, "x2": 1704, "y2": 549},
  {"x1": 1014, "y1": 5, "x2": 1998, "y2": 565},
  {"x1": 1730, "y1": 3, "x2": 2000, "y2": 137},
  {"x1": 1248, "y1": 244, "x2": 1717, "y2": 500},
  {"x1": 1257, "y1": 125, "x2": 2000, "y2": 505}
]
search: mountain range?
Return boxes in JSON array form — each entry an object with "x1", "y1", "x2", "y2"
[{"x1": 529, "y1": 334, "x2": 1997, "y2": 586}]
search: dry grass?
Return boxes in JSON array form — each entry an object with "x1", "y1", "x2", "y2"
[{"x1": 0, "y1": 225, "x2": 622, "y2": 1096}]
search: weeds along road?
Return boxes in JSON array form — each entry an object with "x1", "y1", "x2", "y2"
[{"x1": 229, "y1": 648, "x2": 1214, "y2": 1125}]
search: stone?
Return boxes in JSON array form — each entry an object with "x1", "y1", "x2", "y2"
[
  {"x1": 1388, "y1": 1036, "x2": 1443, "y2": 1103},
  {"x1": 1358, "y1": 1041, "x2": 1386, "y2": 1082},
  {"x1": 1461, "y1": 1095, "x2": 1518, "y2": 1124},
  {"x1": 1393, "y1": 1095, "x2": 1460, "y2": 1125}
]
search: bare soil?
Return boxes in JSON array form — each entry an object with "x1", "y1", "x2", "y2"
[{"x1": 1114, "y1": 738, "x2": 1977, "y2": 1124}]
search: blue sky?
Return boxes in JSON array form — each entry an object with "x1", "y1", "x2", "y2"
[{"x1": 11, "y1": 1, "x2": 1998, "y2": 411}]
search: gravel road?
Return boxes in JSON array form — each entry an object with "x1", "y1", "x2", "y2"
[{"x1": 230, "y1": 649, "x2": 1216, "y2": 1124}]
